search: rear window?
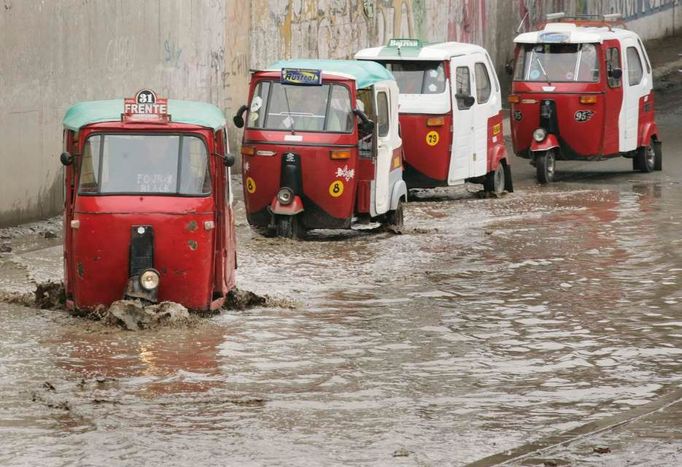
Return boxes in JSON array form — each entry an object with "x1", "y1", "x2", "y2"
[
  {"x1": 626, "y1": 46, "x2": 643, "y2": 86},
  {"x1": 79, "y1": 134, "x2": 211, "y2": 196},
  {"x1": 380, "y1": 61, "x2": 446, "y2": 94}
]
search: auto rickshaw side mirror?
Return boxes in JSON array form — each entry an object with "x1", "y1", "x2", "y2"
[
  {"x1": 60, "y1": 151, "x2": 74, "y2": 166},
  {"x1": 353, "y1": 108, "x2": 375, "y2": 135},
  {"x1": 505, "y1": 60, "x2": 514, "y2": 76},
  {"x1": 609, "y1": 68, "x2": 623, "y2": 80},
  {"x1": 233, "y1": 104, "x2": 248, "y2": 129},
  {"x1": 223, "y1": 153, "x2": 236, "y2": 167},
  {"x1": 455, "y1": 93, "x2": 476, "y2": 109}
]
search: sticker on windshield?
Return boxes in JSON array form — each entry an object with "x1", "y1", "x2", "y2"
[
  {"x1": 250, "y1": 96, "x2": 263, "y2": 112},
  {"x1": 329, "y1": 180, "x2": 344, "y2": 198},
  {"x1": 574, "y1": 110, "x2": 594, "y2": 122},
  {"x1": 246, "y1": 177, "x2": 257, "y2": 194},
  {"x1": 280, "y1": 68, "x2": 323, "y2": 86},
  {"x1": 426, "y1": 131, "x2": 440, "y2": 147},
  {"x1": 530, "y1": 69, "x2": 541, "y2": 80}
]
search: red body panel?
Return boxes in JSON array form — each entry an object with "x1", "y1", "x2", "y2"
[
  {"x1": 511, "y1": 82, "x2": 605, "y2": 157},
  {"x1": 242, "y1": 140, "x2": 359, "y2": 221},
  {"x1": 638, "y1": 93, "x2": 658, "y2": 145},
  {"x1": 487, "y1": 111, "x2": 507, "y2": 172},
  {"x1": 400, "y1": 113, "x2": 452, "y2": 182},
  {"x1": 63, "y1": 122, "x2": 237, "y2": 311},
  {"x1": 72, "y1": 197, "x2": 215, "y2": 310}
]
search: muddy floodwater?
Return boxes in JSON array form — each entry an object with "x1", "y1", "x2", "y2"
[{"x1": 2, "y1": 93, "x2": 682, "y2": 465}]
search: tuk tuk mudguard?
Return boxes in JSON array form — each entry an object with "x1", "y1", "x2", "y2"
[
  {"x1": 390, "y1": 180, "x2": 408, "y2": 211},
  {"x1": 530, "y1": 134, "x2": 560, "y2": 153},
  {"x1": 638, "y1": 121, "x2": 659, "y2": 148}
]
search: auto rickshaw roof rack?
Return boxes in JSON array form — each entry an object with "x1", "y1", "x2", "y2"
[{"x1": 542, "y1": 11, "x2": 626, "y2": 30}]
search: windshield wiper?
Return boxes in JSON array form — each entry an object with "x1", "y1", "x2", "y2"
[
  {"x1": 534, "y1": 53, "x2": 552, "y2": 85},
  {"x1": 283, "y1": 87, "x2": 296, "y2": 134}
]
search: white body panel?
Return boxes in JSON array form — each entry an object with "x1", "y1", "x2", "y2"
[
  {"x1": 619, "y1": 38, "x2": 652, "y2": 152},
  {"x1": 372, "y1": 80, "x2": 402, "y2": 216},
  {"x1": 398, "y1": 85, "x2": 451, "y2": 114},
  {"x1": 449, "y1": 56, "x2": 475, "y2": 184}
]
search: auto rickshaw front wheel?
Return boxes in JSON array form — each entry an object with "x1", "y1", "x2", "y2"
[
  {"x1": 535, "y1": 150, "x2": 556, "y2": 184},
  {"x1": 275, "y1": 215, "x2": 305, "y2": 240},
  {"x1": 385, "y1": 201, "x2": 404, "y2": 234},
  {"x1": 634, "y1": 138, "x2": 657, "y2": 173}
]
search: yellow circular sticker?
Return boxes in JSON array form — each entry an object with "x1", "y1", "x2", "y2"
[
  {"x1": 246, "y1": 177, "x2": 256, "y2": 194},
  {"x1": 329, "y1": 180, "x2": 344, "y2": 198},
  {"x1": 426, "y1": 131, "x2": 440, "y2": 147}
]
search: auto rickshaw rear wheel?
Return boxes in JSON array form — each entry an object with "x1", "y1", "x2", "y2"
[
  {"x1": 251, "y1": 224, "x2": 275, "y2": 238},
  {"x1": 385, "y1": 200, "x2": 404, "y2": 234},
  {"x1": 535, "y1": 150, "x2": 555, "y2": 184},
  {"x1": 654, "y1": 139, "x2": 662, "y2": 171},
  {"x1": 484, "y1": 163, "x2": 506, "y2": 194},
  {"x1": 634, "y1": 138, "x2": 657, "y2": 173},
  {"x1": 275, "y1": 215, "x2": 305, "y2": 240}
]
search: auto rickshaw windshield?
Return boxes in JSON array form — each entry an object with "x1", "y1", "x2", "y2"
[
  {"x1": 247, "y1": 81, "x2": 353, "y2": 133},
  {"x1": 514, "y1": 43, "x2": 599, "y2": 82},
  {"x1": 380, "y1": 61, "x2": 446, "y2": 94},
  {"x1": 78, "y1": 134, "x2": 211, "y2": 195}
]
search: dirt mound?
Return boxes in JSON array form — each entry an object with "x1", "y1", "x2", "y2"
[
  {"x1": 224, "y1": 288, "x2": 297, "y2": 310},
  {"x1": 103, "y1": 300, "x2": 197, "y2": 331}
]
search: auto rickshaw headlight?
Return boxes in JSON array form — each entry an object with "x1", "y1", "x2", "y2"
[
  {"x1": 139, "y1": 269, "x2": 160, "y2": 291},
  {"x1": 533, "y1": 128, "x2": 547, "y2": 142},
  {"x1": 277, "y1": 187, "x2": 294, "y2": 205}
]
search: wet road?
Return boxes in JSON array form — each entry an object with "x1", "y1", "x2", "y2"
[{"x1": 2, "y1": 87, "x2": 682, "y2": 465}]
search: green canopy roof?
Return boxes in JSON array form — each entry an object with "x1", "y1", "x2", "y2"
[
  {"x1": 62, "y1": 99, "x2": 226, "y2": 131},
  {"x1": 268, "y1": 59, "x2": 395, "y2": 89}
]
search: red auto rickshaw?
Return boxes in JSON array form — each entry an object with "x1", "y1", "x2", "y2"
[
  {"x1": 233, "y1": 59, "x2": 407, "y2": 238},
  {"x1": 60, "y1": 90, "x2": 237, "y2": 311},
  {"x1": 508, "y1": 14, "x2": 662, "y2": 183},
  {"x1": 356, "y1": 39, "x2": 513, "y2": 193}
]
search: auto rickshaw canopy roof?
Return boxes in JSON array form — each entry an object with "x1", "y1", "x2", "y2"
[
  {"x1": 267, "y1": 59, "x2": 395, "y2": 90},
  {"x1": 355, "y1": 41, "x2": 488, "y2": 61},
  {"x1": 514, "y1": 22, "x2": 637, "y2": 44},
  {"x1": 63, "y1": 99, "x2": 227, "y2": 131}
]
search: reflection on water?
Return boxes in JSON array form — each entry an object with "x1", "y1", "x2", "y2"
[{"x1": 1, "y1": 173, "x2": 682, "y2": 464}]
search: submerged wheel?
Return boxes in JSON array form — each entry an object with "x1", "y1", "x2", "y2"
[
  {"x1": 385, "y1": 200, "x2": 404, "y2": 234},
  {"x1": 484, "y1": 163, "x2": 506, "y2": 194},
  {"x1": 535, "y1": 150, "x2": 556, "y2": 184},
  {"x1": 654, "y1": 139, "x2": 663, "y2": 171},
  {"x1": 275, "y1": 215, "x2": 305, "y2": 240},
  {"x1": 250, "y1": 224, "x2": 275, "y2": 238},
  {"x1": 635, "y1": 139, "x2": 656, "y2": 173}
]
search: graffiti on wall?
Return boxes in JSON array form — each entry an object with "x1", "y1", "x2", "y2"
[
  {"x1": 447, "y1": 0, "x2": 488, "y2": 45},
  {"x1": 517, "y1": 0, "x2": 677, "y2": 31},
  {"x1": 602, "y1": 0, "x2": 677, "y2": 19},
  {"x1": 253, "y1": 0, "x2": 498, "y2": 66}
]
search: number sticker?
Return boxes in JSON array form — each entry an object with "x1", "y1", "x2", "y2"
[
  {"x1": 426, "y1": 131, "x2": 440, "y2": 147},
  {"x1": 329, "y1": 180, "x2": 344, "y2": 198},
  {"x1": 246, "y1": 177, "x2": 256, "y2": 194},
  {"x1": 574, "y1": 110, "x2": 594, "y2": 122}
]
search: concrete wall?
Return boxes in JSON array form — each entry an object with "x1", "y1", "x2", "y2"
[
  {"x1": 1, "y1": 0, "x2": 680, "y2": 226},
  {"x1": 0, "y1": 0, "x2": 228, "y2": 227}
]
